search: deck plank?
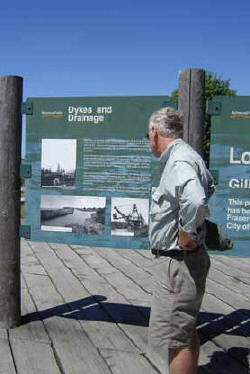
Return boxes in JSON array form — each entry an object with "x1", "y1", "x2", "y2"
[
  {"x1": 9, "y1": 337, "x2": 61, "y2": 374},
  {"x1": 0, "y1": 330, "x2": 16, "y2": 374},
  {"x1": 27, "y1": 241, "x2": 155, "y2": 372},
  {"x1": 51, "y1": 243, "x2": 151, "y2": 354},
  {"x1": 18, "y1": 240, "x2": 250, "y2": 373},
  {"x1": 210, "y1": 256, "x2": 250, "y2": 284},
  {"x1": 54, "y1": 244, "x2": 250, "y2": 372},
  {"x1": 100, "y1": 349, "x2": 159, "y2": 374},
  {"x1": 206, "y1": 266, "x2": 250, "y2": 302},
  {"x1": 22, "y1": 243, "x2": 112, "y2": 374},
  {"x1": 10, "y1": 283, "x2": 50, "y2": 344}
]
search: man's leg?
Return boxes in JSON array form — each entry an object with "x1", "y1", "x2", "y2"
[
  {"x1": 169, "y1": 330, "x2": 200, "y2": 374},
  {"x1": 167, "y1": 250, "x2": 210, "y2": 374},
  {"x1": 148, "y1": 251, "x2": 208, "y2": 373}
]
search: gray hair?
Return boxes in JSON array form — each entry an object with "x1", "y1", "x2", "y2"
[{"x1": 149, "y1": 107, "x2": 183, "y2": 138}]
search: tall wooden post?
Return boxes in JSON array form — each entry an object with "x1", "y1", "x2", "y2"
[
  {"x1": 0, "y1": 76, "x2": 22, "y2": 328},
  {"x1": 178, "y1": 68, "x2": 205, "y2": 157}
]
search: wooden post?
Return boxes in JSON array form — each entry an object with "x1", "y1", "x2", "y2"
[
  {"x1": 178, "y1": 68, "x2": 205, "y2": 157},
  {"x1": 0, "y1": 76, "x2": 22, "y2": 328}
]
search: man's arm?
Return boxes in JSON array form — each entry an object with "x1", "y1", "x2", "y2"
[{"x1": 173, "y1": 162, "x2": 210, "y2": 251}]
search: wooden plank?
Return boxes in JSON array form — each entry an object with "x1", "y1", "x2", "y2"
[
  {"x1": 22, "y1": 241, "x2": 250, "y2": 372},
  {"x1": 91, "y1": 247, "x2": 153, "y2": 295},
  {"x1": 73, "y1": 246, "x2": 119, "y2": 276},
  {"x1": 22, "y1": 261, "x2": 112, "y2": 373},
  {"x1": 199, "y1": 277, "x2": 250, "y2": 371},
  {"x1": 206, "y1": 277, "x2": 250, "y2": 312},
  {"x1": 100, "y1": 349, "x2": 159, "y2": 374},
  {"x1": 199, "y1": 293, "x2": 250, "y2": 365},
  {"x1": 207, "y1": 266, "x2": 250, "y2": 302},
  {"x1": 52, "y1": 243, "x2": 242, "y2": 372},
  {"x1": 106, "y1": 248, "x2": 155, "y2": 274},
  {"x1": 198, "y1": 339, "x2": 249, "y2": 374},
  {"x1": 29, "y1": 241, "x2": 90, "y2": 301},
  {"x1": 100, "y1": 271, "x2": 148, "y2": 301},
  {"x1": 101, "y1": 249, "x2": 250, "y2": 363},
  {"x1": 70, "y1": 245, "x2": 98, "y2": 255},
  {"x1": 90, "y1": 247, "x2": 250, "y2": 370},
  {"x1": 54, "y1": 244, "x2": 117, "y2": 276},
  {"x1": 52, "y1": 244, "x2": 149, "y2": 336},
  {"x1": 22, "y1": 271, "x2": 63, "y2": 311},
  {"x1": 0, "y1": 330, "x2": 16, "y2": 374},
  {"x1": 53, "y1": 340, "x2": 111, "y2": 374},
  {"x1": 21, "y1": 239, "x2": 47, "y2": 276},
  {"x1": 147, "y1": 338, "x2": 247, "y2": 374},
  {"x1": 78, "y1": 319, "x2": 136, "y2": 352},
  {"x1": 199, "y1": 322, "x2": 250, "y2": 368},
  {"x1": 74, "y1": 246, "x2": 150, "y2": 303},
  {"x1": 51, "y1": 244, "x2": 150, "y2": 352},
  {"x1": 10, "y1": 337, "x2": 61, "y2": 374},
  {"x1": 25, "y1": 241, "x2": 145, "y2": 371},
  {"x1": 68, "y1": 244, "x2": 250, "y2": 366},
  {"x1": 210, "y1": 257, "x2": 250, "y2": 284},
  {"x1": 212, "y1": 255, "x2": 250, "y2": 274},
  {"x1": 65, "y1": 248, "x2": 250, "y2": 312},
  {"x1": 10, "y1": 284, "x2": 49, "y2": 344},
  {"x1": 99, "y1": 249, "x2": 250, "y2": 340},
  {"x1": 137, "y1": 250, "x2": 153, "y2": 259}
]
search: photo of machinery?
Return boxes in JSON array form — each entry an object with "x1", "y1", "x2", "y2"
[{"x1": 111, "y1": 198, "x2": 149, "y2": 237}]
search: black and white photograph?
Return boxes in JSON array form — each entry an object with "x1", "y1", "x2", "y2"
[
  {"x1": 111, "y1": 197, "x2": 149, "y2": 237},
  {"x1": 41, "y1": 195, "x2": 106, "y2": 234},
  {"x1": 41, "y1": 139, "x2": 76, "y2": 187}
]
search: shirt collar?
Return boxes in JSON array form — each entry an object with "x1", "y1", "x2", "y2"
[{"x1": 159, "y1": 138, "x2": 183, "y2": 165}]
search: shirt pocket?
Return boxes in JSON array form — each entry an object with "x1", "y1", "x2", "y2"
[{"x1": 150, "y1": 189, "x2": 170, "y2": 222}]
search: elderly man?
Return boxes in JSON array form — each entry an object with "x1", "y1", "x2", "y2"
[{"x1": 147, "y1": 107, "x2": 213, "y2": 374}]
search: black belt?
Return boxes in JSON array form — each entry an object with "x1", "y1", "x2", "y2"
[{"x1": 151, "y1": 249, "x2": 184, "y2": 258}]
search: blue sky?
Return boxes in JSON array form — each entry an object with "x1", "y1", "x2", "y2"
[
  {"x1": 1, "y1": 0, "x2": 250, "y2": 98},
  {"x1": 1, "y1": 0, "x2": 250, "y2": 155}
]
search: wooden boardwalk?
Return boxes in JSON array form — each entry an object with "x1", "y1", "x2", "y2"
[{"x1": 1, "y1": 239, "x2": 250, "y2": 373}]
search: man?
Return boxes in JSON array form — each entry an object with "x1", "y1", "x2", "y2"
[{"x1": 147, "y1": 107, "x2": 213, "y2": 374}]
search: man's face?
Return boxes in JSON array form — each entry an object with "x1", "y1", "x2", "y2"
[{"x1": 148, "y1": 126, "x2": 161, "y2": 158}]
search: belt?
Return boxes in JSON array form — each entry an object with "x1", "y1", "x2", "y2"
[{"x1": 151, "y1": 249, "x2": 184, "y2": 258}]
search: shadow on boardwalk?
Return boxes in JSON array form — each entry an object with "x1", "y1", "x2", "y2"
[
  {"x1": 22, "y1": 295, "x2": 250, "y2": 372},
  {"x1": 199, "y1": 347, "x2": 249, "y2": 374}
]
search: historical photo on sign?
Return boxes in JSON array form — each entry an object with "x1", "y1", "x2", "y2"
[
  {"x1": 41, "y1": 195, "x2": 106, "y2": 234},
  {"x1": 41, "y1": 139, "x2": 76, "y2": 187},
  {"x1": 111, "y1": 197, "x2": 149, "y2": 237}
]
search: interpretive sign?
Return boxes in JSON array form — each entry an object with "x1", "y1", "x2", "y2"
[
  {"x1": 24, "y1": 96, "x2": 172, "y2": 249},
  {"x1": 209, "y1": 96, "x2": 250, "y2": 256}
]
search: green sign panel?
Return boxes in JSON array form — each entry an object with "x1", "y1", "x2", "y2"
[
  {"x1": 24, "y1": 96, "x2": 172, "y2": 249},
  {"x1": 209, "y1": 96, "x2": 250, "y2": 257}
]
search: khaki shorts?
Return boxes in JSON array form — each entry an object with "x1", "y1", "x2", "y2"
[{"x1": 148, "y1": 248, "x2": 210, "y2": 355}]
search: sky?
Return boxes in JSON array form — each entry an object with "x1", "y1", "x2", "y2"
[
  {"x1": 41, "y1": 139, "x2": 76, "y2": 171},
  {"x1": 1, "y1": 0, "x2": 250, "y2": 155},
  {"x1": 41, "y1": 195, "x2": 106, "y2": 209}
]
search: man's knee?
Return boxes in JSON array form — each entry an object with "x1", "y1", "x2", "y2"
[
  {"x1": 169, "y1": 347, "x2": 191, "y2": 363},
  {"x1": 169, "y1": 331, "x2": 200, "y2": 363}
]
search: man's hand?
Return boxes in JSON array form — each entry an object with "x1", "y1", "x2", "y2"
[{"x1": 178, "y1": 230, "x2": 198, "y2": 251}]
